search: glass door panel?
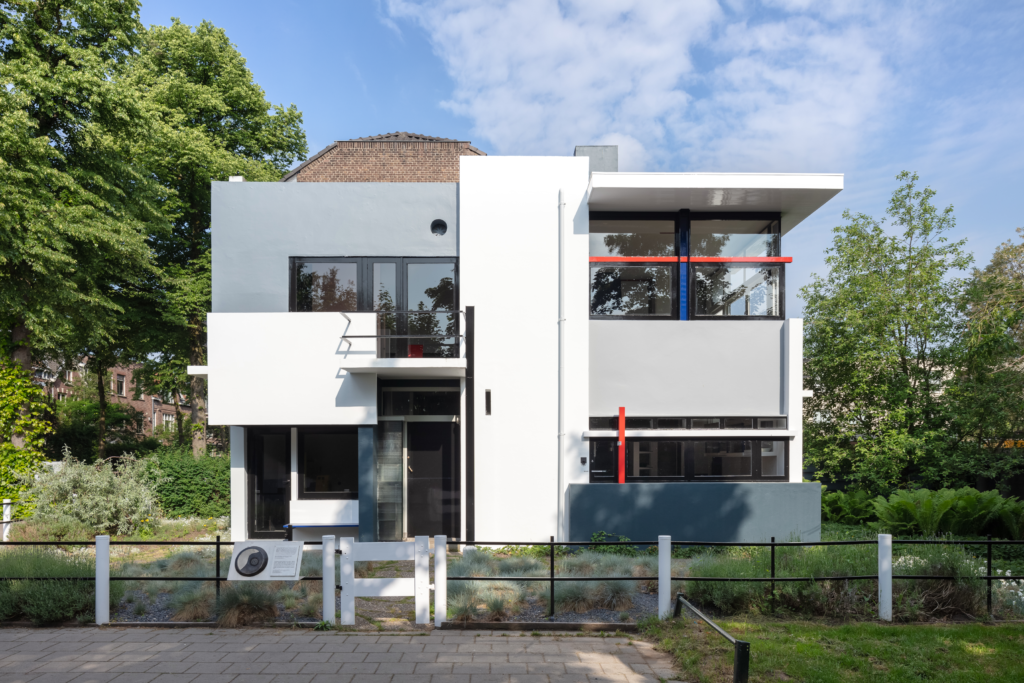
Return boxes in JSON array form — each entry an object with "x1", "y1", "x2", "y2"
[
  {"x1": 247, "y1": 428, "x2": 290, "y2": 538},
  {"x1": 376, "y1": 422, "x2": 404, "y2": 541},
  {"x1": 406, "y1": 421, "x2": 459, "y2": 538}
]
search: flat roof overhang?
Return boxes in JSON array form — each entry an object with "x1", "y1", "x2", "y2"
[{"x1": 587, "y1": 172, "x2": 844, "y2": 233}]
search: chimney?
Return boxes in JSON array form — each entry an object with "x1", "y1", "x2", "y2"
[{"x1": 573, "y1": 146, "x2": 618, "y2": 173}]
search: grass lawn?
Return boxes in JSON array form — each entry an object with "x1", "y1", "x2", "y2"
[{"x1": 643, "y1": 617, "x2": 1024, "y2": 682}]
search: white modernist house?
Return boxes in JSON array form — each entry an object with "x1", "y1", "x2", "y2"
[{"x1": 196, "y1": 135, "x2": 842, "y2": 544}]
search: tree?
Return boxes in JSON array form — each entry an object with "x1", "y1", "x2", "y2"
[
  {"x1": 0, "y1": 361, "x2": 51, "y2": 502},
  {"x1": 0, "y1": 0, "x2": 166, "y2": 376},
  {"x1": 126, "y1": 19, "x2": 307, "y2": 456},
  {"x1": 801, "y1": 172, "x2": 972, "y2": 493}
]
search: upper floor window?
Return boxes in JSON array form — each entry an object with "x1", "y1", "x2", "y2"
[
  {"x1": 116, "y1": 374, "x2": 126, "y2": 396},
  {"x1": 690, "y1": 219, "x2": 780, "y2": 258},
  {"x1": 590, "y1": 220, "x2": 675, "y2": 257},
  {"x1": 290, "y1": 257, "x2": 457, "y2": 313}
]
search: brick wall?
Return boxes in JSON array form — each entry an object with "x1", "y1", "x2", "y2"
[{"x1": 290, "y1": 140, "x2": 484, "y2": 183}]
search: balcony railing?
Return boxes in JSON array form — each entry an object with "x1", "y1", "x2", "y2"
[{"x1": 342, "y1": 310, "x2": 462, "y2": 359}]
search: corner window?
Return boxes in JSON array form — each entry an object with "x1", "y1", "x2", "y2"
[
  {"x1": 694, "y1": 440, "x2": 752, "y2": 477},
  {"x1": 693, "y1": 263, "x2": 781, "y2": 318},
  {"x1": 298, "y1": 427, "x2": 359, "y2": 500},
  {"x1": 590, "y1": 264, "x2": 674, "y2": 317},
  {"x1": 690, "y1": 219, "x2": 780, "y2": 258}
]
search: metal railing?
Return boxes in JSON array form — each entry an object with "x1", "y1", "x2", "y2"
[
  {"x1": 341, "y1": 310, "x2": 462, "y2": 359},
  {"x1": 674, "y1": 592, "x2": 749, "y2": 683}
]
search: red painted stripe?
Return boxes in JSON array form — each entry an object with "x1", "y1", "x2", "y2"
[
  {"x1": 618, "y1": 407, "x2": 626, "y2": 484},
  {"x1": 689, "y1": 257, "x2": 793, "y2": 263},
  {"x1": 589, "y1": 256, "x2": 678, "y2": 262}
]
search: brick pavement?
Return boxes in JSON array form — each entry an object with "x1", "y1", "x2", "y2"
[{"x1": 0, "y1": 628, "x2": 681, "y2": 683}]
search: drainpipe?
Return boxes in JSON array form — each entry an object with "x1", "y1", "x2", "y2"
[{"x1": 557, "y1": 189, "x2": 566, "y2": 542}]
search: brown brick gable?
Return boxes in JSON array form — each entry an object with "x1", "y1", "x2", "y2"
[{"x1": 282, "y1": 132, "x2": 486, "y2": 183}]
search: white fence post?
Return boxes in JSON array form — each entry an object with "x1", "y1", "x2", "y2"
[
  {"x1": 95, "y1": 535, "x2": 109, "y2": 625},
  {"x1": 336, "y1": 536, "x2": 355, "y2": 625},
  {"x1": 434, "y1": 535, "x2": 447, "y2": 627},
  {"x1": 878, "y1": 534, "x2": 892, "y2": 622},
  {"x1": 658, "y1": 535, "x2": 671, "y2": 619},
  {"x1": 322, "y1": 535, "x2": 336, "y2": 624},
  {"x1": 415, "y1": 536, "x2": 429, "y2": 624},
  {"x1": 2, "y1": 499, "x2": 10, "y2": 543}
]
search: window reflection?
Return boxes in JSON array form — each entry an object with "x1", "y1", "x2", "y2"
[
  {"x1": 626, "y1": 441, "x2": 684, "y2": 479},
  {"x1": 691, "y1": 220, "x2": 780, "y2": 258},
  {"x1": 761, "y1": 440, "x2": 785, "y2": 477},
  {"x1": 590, "y1": 220, "x2": 675, "y2": 257},
  {"x1": 295, "y1": 262, "x2": 358, "y2": 312},
  {"x1": 591, "y1": 265, "x2": 673, "y2": 316},
  {"x1": 694, "y1": 441, "x2": 752, "y2": 477},
  {"x1": 373, "y1": 263, "x2": 397, "y2": 311},
  {"x1": 407, "y1": 263, "x2": 457, "y2": 358},
  {"x1": 694, "y1": 264, "x2": 780, "y2": 317}
]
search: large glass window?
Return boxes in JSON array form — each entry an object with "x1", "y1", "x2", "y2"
[
  {"x1": 691, "y1": 219, "x2": 780, "y2": 258},
  {"x1": 590, "y1": 264, "x2": 674, "y2": 317},
  {"x1": 298, "y1": 428, "x2": 359, "y2": 500},
  {"x1": 694, "y1": 440, "x2": 752, "y2": 477},
  {"x1": 590, "y1": 220, "x2": 676, "y2": 257},
  {"x1": 693, "y1": 264, "x2": 781, "y2": 317},
  {"x1": 381, "y1": 388, "x2": 460, "y2": 416},
  {"x1": 294, "y1": 261, "x2": 359, "y2": 312},
  {"x1": 626, "y1": 441, "x2": 684, "y2": 480},
  {"x1": 588, "y1": 438, "x2": 788, "y2": 482}
]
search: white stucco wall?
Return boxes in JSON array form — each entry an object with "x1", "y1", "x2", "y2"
[{"x1": 460, "y1": 156, "x2": 591, "y2": 542}]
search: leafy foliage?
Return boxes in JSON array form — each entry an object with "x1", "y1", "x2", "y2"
[
  {"x1": 0, "y1": 547, "x2": 124, "y2": 624},
  {"x1": 821, "y1": 489, "x2": 877, "y2": 526},
  {"x1": 22, "y1": 451, "x2": 159, "y2": 536},
  {"x1": 871, "y1": 487, "x2": 1022, "y2": 538},
  {"x1": 0, "y1": 362, "x2": 51, "y2": 503},
  {"x1": 148, "y1": 445, "x2": 230, "y2": 518}
]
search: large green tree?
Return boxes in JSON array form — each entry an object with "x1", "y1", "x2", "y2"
[
  {"x1": 801, "y1": 172, "x2": 973, "y2": 493},
  {"x1": 0, "y1": 0, "x2": 166, "y2": 376},
  {"x1": 127, "y1": 19, "x2": 307, "y2": 456}
]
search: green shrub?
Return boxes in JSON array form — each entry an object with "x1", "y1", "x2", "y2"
[
  {"x1": 588, "y1": 531, "x2": 640, "y2": 556},
  {"x1": 0, "y1": 547, "x2": 124, "y2": 624},
  {"x1": 872, "y1": 487, "x2": 1019, "y2": 538},
  {"x1": 147, "y1": 446, "x2": 230, "y2": 518},
  {"x1": 822, "y1": 489, "x2": 877, "y2": 525},
  {"x1": 22, "y1": 451, "x2": 159, "y2": 536}
]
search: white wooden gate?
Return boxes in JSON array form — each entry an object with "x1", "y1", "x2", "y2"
[{"x1": 323, "y1": 534, "x2": 447, "y2": 626}]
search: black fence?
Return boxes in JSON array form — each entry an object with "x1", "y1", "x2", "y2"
[{"x1": 674, "y1": 592, "x2": 749, "y2": 683}]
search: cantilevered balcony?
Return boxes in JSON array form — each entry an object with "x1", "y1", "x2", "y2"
[{"x1": 338, "y1": 310, "x2": 466, "y2": 378}]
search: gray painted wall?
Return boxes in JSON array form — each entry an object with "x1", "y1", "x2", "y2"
[
  {"x1": 567, "y1": 482, "x2": 820, "y2": 542},
  {"x1": 211, "y1": 182, "x2": 458, "y2": 313},
  {"x1": 574, "y1": 146, "x2": 618, "y2": 173},
  {"x1": 358, "y1": 426, "x2": 377, "y2": 542},
  {"x1": 590, "y1": 320, "x2": 785, "y2": 416}
]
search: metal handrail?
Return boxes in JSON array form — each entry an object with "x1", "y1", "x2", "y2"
[{"x1": 674, "y1": 592, "x2": 749, "y2": 683}]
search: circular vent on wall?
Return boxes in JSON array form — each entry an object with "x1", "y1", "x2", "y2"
[
  {"x1": 235, "y1": 546, "x2": 269, "y2": 577},
  {"x1": 431, "y1": 219, "x2": 448, "y2": 237}
]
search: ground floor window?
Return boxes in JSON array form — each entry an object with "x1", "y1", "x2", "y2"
[
  {"x1": 298, "y1": 427, "x2": 359, "y2": 500},
  {"x1": 589, "y1": 439, "x2": 788, "y2": 482}
]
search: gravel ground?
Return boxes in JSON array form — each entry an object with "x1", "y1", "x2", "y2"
[
  {"x1": 506, "y1": 591, "x2": 658, "y2": 624},
  {"x1": 111, "y1": 589, "x2": 178, "y2": 623}
]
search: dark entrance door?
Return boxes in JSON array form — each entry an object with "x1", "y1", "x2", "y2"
[
  {"x1": 406, "y1": 422, "x2": 459, "y2": 538},
  {"x1": 247, "y1": 427, "x2": 290, "y2": 538}
]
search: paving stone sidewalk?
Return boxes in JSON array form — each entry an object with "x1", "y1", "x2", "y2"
[{"x1": 0, "y1": 627, "x2": 681, "y2": 683}]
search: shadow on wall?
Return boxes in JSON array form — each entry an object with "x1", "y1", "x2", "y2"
[{"x1": 567, "y1": 482, "x2": 821, "y2": 543}]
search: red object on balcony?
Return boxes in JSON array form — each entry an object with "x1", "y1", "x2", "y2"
[
  {"x1": 618, "y1": 407, "x2": 626, "y2": 484},
  {"x1": 408, "y1": 345, "x2": 424, "y2": 358}
]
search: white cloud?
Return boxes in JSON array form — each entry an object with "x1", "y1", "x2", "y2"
[{"x1": 384, "y1": 0, "x2": 920, "y2": 172}]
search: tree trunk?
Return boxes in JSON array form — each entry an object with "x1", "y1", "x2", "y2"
[
  {"x1": 189, "y1": 321, "x2": 207, "y2": 460},
  {"x1": 96, "y1": 366, "x2": 108, "y2": 461},
  {"x1": 9, "y1": 322, "x2": 31, "y2": 449},
  {"x1": 174, "y1": 391, "x2": 185, "y2": 447}
]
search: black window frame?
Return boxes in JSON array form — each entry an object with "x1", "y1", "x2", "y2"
[
  {"x1": 289, "y1": 256, "x2": 459, "y2": 314},
  {"x1": 297, "y1": 426, "x2": 360, "y2": 500},
  {"x1": 587, "y1": 416, "x2": 788, "y2": 430},
  {"x1": 588, "y1": 438, "x2": 789, "y2": 483},
  {"x1": 689, "y1": 260, "x2": 786, "y2": 321}
]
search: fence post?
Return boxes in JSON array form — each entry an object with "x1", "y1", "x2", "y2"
[
  {"x1": 658, "y1": 535, "x2": 671, "y2": 619},
  {"x1": 770, "y1": 536, "x2": 776, "y2": 615},
  {"x1": 322, "y1": 535, "x2": 336, "y2": 624},
  {"x1": 434, "y1": 535, "x2": 447, "y2": 627},
  {"x1": 215, "y1": 535, "x2": 221, "y2": 603},
  {"x1": 337, "y1": 536, "x2": 354, "y2": 625},
  {"x1": 415, "y1": 536, "x2": 430, "y2": 624},
  {"x1": 549, "y1": 535, "x2": 555, "y2": 618},
  {"x1": 2, "y1": 499, "x2": 10, "y2": 543},
  {"x1": 733, "y1": 640, "x2": 750, "y2": 683},
  {"x1": 987, "y1": 534, "x2": 993, "y2": 617},
  {"x1": 878, "y1": 534, "x2": 892, "y2": 622},
  {"x1": 95, "y1": 535, "x2": 110, "y2": 625}
]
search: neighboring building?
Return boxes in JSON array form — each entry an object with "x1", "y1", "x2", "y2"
[
  {"x1": 197, "y1": 133, "x2": 842, "y2": 543},
  {"x1": 32, "y1": 360, "x2": 183, "y2": 437}
]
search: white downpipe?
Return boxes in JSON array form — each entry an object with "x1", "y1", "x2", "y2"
[
  {"x1": 878, "y1": 534, "x2": 892, "y2": 621},
  {"x1": 95, "y1": 535, "x2": 110, "y2": 624},
  {"x1": 557, "y1": 189, "x2": 566, "y2": 543}
]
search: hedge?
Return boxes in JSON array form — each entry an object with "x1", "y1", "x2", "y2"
[{"x1": 149, "y1": 446, "x2": 230, "y2": 518}]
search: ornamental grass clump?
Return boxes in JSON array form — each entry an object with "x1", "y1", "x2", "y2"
[
  {"x1": 170, "y1": 586, "x2": 214, "y2": 622},
  {"x1": 0, "y1": 547, "x2": 123, "y2": 624},
  {"x1": 214, "y1": 582, "x2": 278, "y2": 627},
  {"x1": 597, "y1": 580, "x2": 634, "y2": 610}
]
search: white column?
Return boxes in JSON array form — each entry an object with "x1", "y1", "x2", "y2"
[
  {"x1": 95, "y1": 535, "x2": 110, "y2": 624},
  {"x1": 322, "y1": 535, "x2": 336, "y2": 624},
  {"x1": 229, "y1": 427, "x2": 246, "y2": 541},
  {"x1": 658, "y1": 535, "x2": 671, "y2": 619},
  {"x1": 878, "y1": 534, "x2": 892, "y2": 622},
  {"x1": 2, "y1": 499, "x2": 11, "y2": 543},
  {"x1": 434, "y1": 535, "x2": 447, "y2": 627},
  {"x1": 784, "y1": 319, "x2": 804, "y2": 482},
  {"x1": 336, "y1": 536, "x2": 354, "y2": 625},
  {"x1": 415, "y1": 536, "x2": 429, "y2": 624}
]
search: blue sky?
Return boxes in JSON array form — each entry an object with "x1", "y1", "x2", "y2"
[{"x1": 140, "y1": 0, "x2": 1024, "y2": 316}]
